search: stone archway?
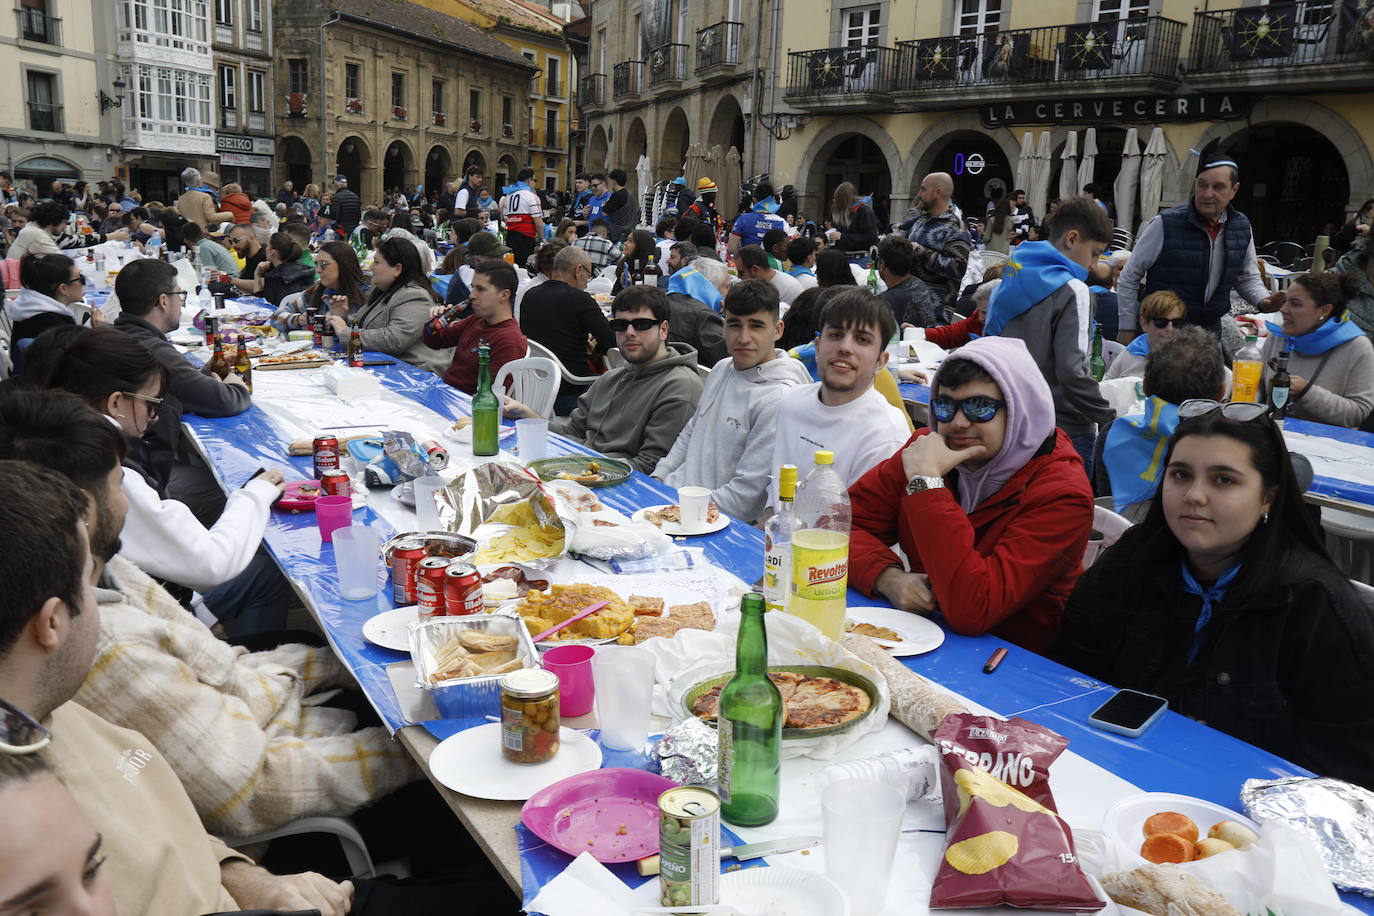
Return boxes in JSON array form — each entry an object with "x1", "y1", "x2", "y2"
[
  {"x1": 707, "y1": 93, "x2": 746, "y2": 154},
  {"x1": 462, "y1": 148, "x2": 487, "y2": 175},
  {"x1": 1176, "y1": 98, "x2": 1374, "y2": 217},
  {"x1": 659, "y1": 107, "x2": 690, "y2": 181},
  {"x1": 495, "y1": 154, "x2": 520, "y2": 193},
  {"x1": 382, "y1": 139, "x2": 416, "y2": 197},
  {"x1": 623, "y1": 117, "x2": 648, "y2": 171},
  {"x1": 280, "y1": 135, "x2": 313, "y2": 190},
  {"x1": 795, "y1": 116, "x2": 903, "y2": 219},
  {"x1": 902, "y1": 112, "x2": 1020, "y2": 212},
  {"x1": 587, "y1": 125, "x2": 609, "y2": 171},
  {"x1": 424, "y1": 145, "x2": 452, "y2": 203},
  {"x1": 335, "y1": 134, "x2": 373, "y2": 202}
]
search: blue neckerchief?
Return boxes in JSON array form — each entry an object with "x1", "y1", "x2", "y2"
[
  {"x1": 788, "y1": 338, "x2": 821, "y2": 381},
  {"x1": 751, "y1": 197, "x2": 779, "y2": 215},
  {"x1": 667, "y1": 266, "x2": 724, "y2": 312},
  {"x1": 1127, "y1": 333, "x2": 1152, "y2": 357},
  {"x1": 1180, "y1": 560, "x2": 1242, "y2": 664},
  {"x1": 852, "y1": 195, "x2": 873, "y2": 210},
  {"x1": 1264, "y1": 315, "x2": 1365, "y2": 356},
  {"x1": 786, "y1": 265, "x2": 815, "y2": 279},
  {"x1": 984, "y1": 240, "x2": 1088, "y2": 336},
  {"x1": 501, "y1": 181, "x2": 532, "y2": 196},
  {"x1": 1102, "y1": 396, "x2": 1179, "y2": 512}
]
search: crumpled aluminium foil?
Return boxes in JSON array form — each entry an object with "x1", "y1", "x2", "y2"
[
  {"x1": 1241, "y1": 775, "x2": 1374, "y2": 897},
  {"x1": 654, "y1": 718, "x2": 719, "y2": 787}
]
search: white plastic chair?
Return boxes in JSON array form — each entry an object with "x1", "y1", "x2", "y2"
[
  {"x1": 495, "y1": 356, "x2": 559, "y2": 419},
  {"x1": 1353, "y1": 578, "x2": 1374, "y2": 612},
  {"x1": 1083, "y1": 504, "x2": 1133, "y2": 568},
  {"x1": 224, "y1": 815, "x2": 375, "y2": 879},
  {"x1": 696, "y1": 364, "x2": 711, "y2": 381},
  {"x1": 1099, "y1": 376, "x2": 1144, "y2": 419},
  {"x1": 586, "y1": 275, "x2": 614, "y2": 298},
  {"x1": 1323, "y1": 508, "x2": 1374, "y2": 585},
  {"x1": 605, "y1": 347, "x2": 626, "y2": 370},
  {"x1": 1101, "y1": 338, "x2": 1125, "y2": 371},
  {"x1": 526, "y1": 338, "x2": 603, "y2": 388}
]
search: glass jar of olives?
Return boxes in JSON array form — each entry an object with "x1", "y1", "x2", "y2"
[{"x1": 499, "y1": 668, "x2": 560, "y2": 763}]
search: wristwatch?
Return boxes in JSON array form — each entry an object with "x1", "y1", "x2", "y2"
[{"x1": 905, "y1": 475, "x2": 945, "y2": 495}]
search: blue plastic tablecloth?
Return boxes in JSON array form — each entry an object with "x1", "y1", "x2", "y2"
[{"x1": 183, "y1": 351, "x2": 1374, "y2": 914}]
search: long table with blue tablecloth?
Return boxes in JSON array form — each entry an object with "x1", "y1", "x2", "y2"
[{"x1": 182, "y1": 353, "x2": 1373, "y2": 911}]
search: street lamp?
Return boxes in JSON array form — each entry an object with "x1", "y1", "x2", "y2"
[{"x1": 98, "y1": 76, "x2": 126, "y2": 113}]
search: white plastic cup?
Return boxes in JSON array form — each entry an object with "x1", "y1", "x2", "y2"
[
  {"x1": 822, "y1": 778, "x2": 906, "y2": 915},
  {"x1": 412, "y1": 475, "x2": 446, "y2": 532},
  {"x1": 591, "y1": 646, "x2": 657, "y2": 750},
  {"x1": 677, "y1": 485, "x2": 711, "y2": 531},
  {"x1": 516, "y1": 417, "x2": 549, "y2": 463},
  {"x1": 332, "y1": 526, "x2": 381, "y2": 600},
  {"x1": 902, "y1": 326, "x2": 923, "y2": 342}
]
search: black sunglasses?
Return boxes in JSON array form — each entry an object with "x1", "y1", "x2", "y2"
[
  {"x1": 64, "y1": 275, "x2": 86, "y2": 285},
  {"x1": 0, "y1": 698, "x2": 51, "y2": 754},
  {"x1": 1177, "y1": 399, "x2": 1269, "y2": 422},
  {"x1": 1149, "y1": 317, "x2": 1186, "y2": 330},
  {"x1": 931, "y1": 394, "x2": 1006, "y2": 424},
  {"x1": 609, "y1": 317, "x2": 661, "y2": 333}
]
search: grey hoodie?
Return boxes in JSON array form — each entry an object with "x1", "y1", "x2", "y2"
[
  {"x1": 653, "y1": 351, "x2": 812, "y2": 523},
  {"x1": 552, "y1": 342, "x2": 704, "y2": 474}
]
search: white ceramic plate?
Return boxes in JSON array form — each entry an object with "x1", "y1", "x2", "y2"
[
  {"x1": 632, "y1": 505, "x2": 730, "y2": 536},
  {"x1": 428, "y1": 723, "x2": 603, "y2": 801},
  {"x1": 845, "y1": 606, "x2": 946, "y2": 657},
  {"x1": 718, "y1": 866, "x2": 850, "y2": 916},
  {"x1": 1103, "y1": 792, "x2": 1262, "y2": 868},
  {"x1": 362, "y1": 605, "x2": 419, "y2": 652}
]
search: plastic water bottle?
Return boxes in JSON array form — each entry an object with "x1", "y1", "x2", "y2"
[
  {"x1": 821, "y1": 746, "x2": 938, "y2": 801},
  {"x1": 787, "y1": 451, "x2": 850, "y2": 640},
  {"x1": 607, "y1": 550, "x2": 696, "y2": 574},
  {"x1": 1231, "y1": 334, "x2": 1263, "y2": 403}
]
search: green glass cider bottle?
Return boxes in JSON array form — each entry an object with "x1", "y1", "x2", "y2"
[
  {"x1": 717, "y1": 592, "x2": 782, "y2": 826},
  {"x1": 472, "y1": 344, "x2": 500, "y2": 457}
]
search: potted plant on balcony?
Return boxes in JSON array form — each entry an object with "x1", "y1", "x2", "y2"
[
  {"x1": 502, "y1": 122, "x2": 514, "y2": 138},
  {"x1": 287, "y1": 92, "x2": 306, "y2": 116},
  {"x1": 433, "y1": 111, "x2": 446, "y2": 126},
  {"x1": 345, "y1": 97, "x2": 363, "y2": 113},
  {"x1": 392, "y1": 105, "x2": 407, "y2": 120},
  {"x1": 470, "y1": 118, "x2": 482, "y2": 132}
]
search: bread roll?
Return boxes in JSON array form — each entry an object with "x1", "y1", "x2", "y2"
[
  {"x1": 841, "y1": 633, "x2": 969, "y2": 741},
  {"x1": 1100, "y1": 864, "x2": 1242, "y2": 916}
]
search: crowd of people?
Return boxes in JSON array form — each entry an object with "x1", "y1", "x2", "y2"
[{"x1": 2, "y1": 151, "x2": 1373, "y2": 913}]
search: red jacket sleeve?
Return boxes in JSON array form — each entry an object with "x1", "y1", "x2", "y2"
[
  {"x1": 908, "y1": 460, "x2": 1092, "y2": 639},
  {"x1": 848, "y1": 432, "x2": 921, "y2": 596},
  {"x1": 924, "y1": 312, "x2": 984, "y2": 350}
]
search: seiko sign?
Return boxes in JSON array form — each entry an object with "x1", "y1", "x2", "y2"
[
  {"x1": 214, "y1": 134, "x2": 276, "y2": 156},
  {"x1": 981, "y1": 94, "x2": 1251, "y2": 127}
]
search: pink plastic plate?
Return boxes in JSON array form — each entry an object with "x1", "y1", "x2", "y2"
[
  {"x1": 521, "y1": 768, "x2": 680, "y2": 863},
  {"x1": 278, "y1": 480, "x2": 324, "y2": 511}
]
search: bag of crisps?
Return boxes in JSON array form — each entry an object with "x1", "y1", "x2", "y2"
[{"x1": 929, "y1": 714, "x2": 1104, "y2": 910}]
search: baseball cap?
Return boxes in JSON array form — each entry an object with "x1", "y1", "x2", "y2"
[
  {"x1": 207, "y1": 221, "x2": 233, "y2": 238},
  {"x1": 465, "y1": 230, "x2": 510, "y2": 258},
  {"x1": 334, "y1": 174, "x2": 348, "y2": 185},
  {"x1": 671, "y1": 176, "x2": 686, "y2": 186}
]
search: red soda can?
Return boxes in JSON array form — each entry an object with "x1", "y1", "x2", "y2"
[
  {"x1": 320, "y1": 468, "x2": 351, "y2": 498},
  {"x1": 312, "y1": 435, "x2": 340, "y2": 479},
  {"x1": 442, "y1": 563, "x2": 483, "y2": 616},
  {"x1": 416, "y1": 557, "x2": 450, "y2": 616},
  {"x1": 390, "y1": 539, "x2": 427, "y2": 604},
  {"x1": 203, "y1": 314, "x2": 218, "y2": 349},
  {"x1": 420, "y1": 439, "x2": 449, "y2": 471}
]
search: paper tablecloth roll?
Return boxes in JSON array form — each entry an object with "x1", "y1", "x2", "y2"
[{"x1": 842, "y1": 633, "x2": 968, "y2": 742}]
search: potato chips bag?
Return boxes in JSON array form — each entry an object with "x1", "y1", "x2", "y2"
[{"x1": 929, "y1": 714, "x2": 1104, "y2": 911}]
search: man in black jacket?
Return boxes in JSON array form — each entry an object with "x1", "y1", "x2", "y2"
[
  {"x1": 113, "y1": 259, "x2": 250, "y2": 509},
  {"x1": 331, "y1": 174, "x2": 362, "y2": 232},
  {"x1": 518, "y1": 246, "x2": 615, "y2": 415}
]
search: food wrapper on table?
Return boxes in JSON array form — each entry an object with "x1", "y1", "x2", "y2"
[
  {"x1": 1241, "y1": 775, "x2": 1374, "y2": 898},
  {"x1": 364, "y1": 430, "x2": 435, "y2": 487},
  {"x1": 654, "y1": 717, "x2": 719, "y2": 786},
  {"x1": 842, "y1": 632, "x2": 969, "y2": 742},
  {"x1": 409, "y1": 611, "x2": 539, "y2": 719}
]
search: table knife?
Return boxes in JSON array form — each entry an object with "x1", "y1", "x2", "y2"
[{"x1": 636, "y1": 835, "x2": 822, "y2": 876}]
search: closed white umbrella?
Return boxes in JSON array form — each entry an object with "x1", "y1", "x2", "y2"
[
  {"x1": 1077, "y1": 127, "x2": 1098, "y2": 196},
  {"x1": 1137, "y1": 127, "x2": 1168, "y2": 237},
  {"x1": 1014, "y1": 131, "x2": 1035, "y2": 197},
  {"x1": 1028, "y1": 130, "x2": 1053, "y2": 219},
  {"x1": 1059, "y1": 130, "x2": 1079, "y2": 202},
  {"x1": 1112, "y1": 127, "x2": 1142, "y2": 239},
  {"x1": 635, "y1": 154, "x2": 653, "y2": 228}
]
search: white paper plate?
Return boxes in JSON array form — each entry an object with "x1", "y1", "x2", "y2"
[
  {"x1": 362, "y1": 605, "x2": 419, "y2": 652},
  {"x1": 632, "y1": 505, "x2": 730, "y2": 536},
  {"x1": 845, "y1": 606, "x2": 945, "y2": 656},
  {"x1": 1103, "y1": 792, "x2": 1262, "y2": 868},
  {"x1": 718, "y1": 866, "x2": 850, "y2": 916},
  {"x1": 428, "y1": 723, "x2": 603, "y2": 800}
]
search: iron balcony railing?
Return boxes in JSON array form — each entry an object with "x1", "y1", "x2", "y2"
[
  {"x1": 784, "y1": 45, "x2": 900, "y2": 99},
  {"x1": 647, "y1": 43, "x2": 688, "y2": 86},
  {"x1": 579, "y1": 73, "x2": 605, "y2": 108},
  {"x1": 1187, "y1": 2, "x2": 1363, "y2": 72},
  {"x1": 896, "y1": 15, "x2": 1184, "y2": 90},
  {"x1": 15, "y1": 6, "x2": 60, "y2": 43},
  {"x1": 612, "y1": 60, "x2": 644, "y2": 98},
  {"x1": 28, "y1": 100, "x2": 63, "y2": 133},
  {"x1": 695, "y1": 20, "x2": 742, "y2": 73}
]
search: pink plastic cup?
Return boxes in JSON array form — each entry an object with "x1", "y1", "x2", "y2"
[
  {"x1": 315, "y1": 495, "x2": 354, "y2": 543},
  {"x1": 542, "y1": 644, "x2": 596, "y2": 717}
]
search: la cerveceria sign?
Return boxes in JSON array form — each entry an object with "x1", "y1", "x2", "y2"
[{"x1": 981, "y1": 93, "x2": 1250, "y2": 127}]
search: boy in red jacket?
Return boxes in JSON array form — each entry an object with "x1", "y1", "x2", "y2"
[
  {"x1": 423, "y1": 259, "x2": 527, "y2": 393},
  {"x1": 848, "y1": 335, "x2": 1094, "y2": 653}
]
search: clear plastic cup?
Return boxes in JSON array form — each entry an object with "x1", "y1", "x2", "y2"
[
  {"x1": 412, "y1": 476, "x2": 446, "y2": 532},
  {"x1": 822, "y1": 778, "x2": 906, "y2": 915},
  {"x1": 591, "y1": 646, "x2": 656, "y2": 750},
  {"x1": 516, "y1": 417, "x2": 548, "y2": 463},
  {"x1": 333, "y1": 526, "x2": 381, "y2": 600}
]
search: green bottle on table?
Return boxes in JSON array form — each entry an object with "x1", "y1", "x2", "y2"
[
  {"x1": 1090, "y1": 323, "x2": 1107, "y2": 381},
  {"x1": 717, "y1": 592, "x2": 782, "y2": 827},
  {"x1": 472, "y1": 344, "x2": 500, "y2": 457}
]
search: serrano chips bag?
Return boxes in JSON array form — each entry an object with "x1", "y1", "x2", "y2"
[{"x1": 929, "y1": 714, "x2": 1104, "y2": 911}]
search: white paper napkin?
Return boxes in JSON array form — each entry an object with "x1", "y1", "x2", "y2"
[{"x1": 525, "y1": 852, "x2": 645, "y2": 916}]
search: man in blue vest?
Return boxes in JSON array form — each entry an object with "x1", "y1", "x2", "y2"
[{"x1": 1117, "y1": 158, "x2": 1284, "y2": 342}]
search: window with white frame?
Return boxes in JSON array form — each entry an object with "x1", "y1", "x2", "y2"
[
  {"x1": 218, "y1": 64, "x2": 236, "y2": 109},
  {"x1": 246, "y1": 0, "x2": 260, "y2": 30},
  {"x1": 1093, "y1": 0, "x2": 1149, "y2": 20},
  {"x1": 121, "y1": 0, "x2": 210, "y2": 52},
  {"x1": 215, "y1": 0, "x2": 231, "y2": 25},
  {"x1": 844, "y1": 6, "x2": 880, "y2": 46},
  {"x1": 956, "y1": 0, "x2": 1004, "y2": 35},
  {"x1": 130, "y1": 63, "x2": 212, "y2": 138},
  {"x1": 524, "y1": 51, "x2": 537, "y2": 94},
  {"x1": 345, "y1": 63, "x2": 360, "y2": 100},
  {"x1": 247, "y1": 70, "x2": 264, "y2": 111}
]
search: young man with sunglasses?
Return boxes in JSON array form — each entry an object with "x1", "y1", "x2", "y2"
[
  {"x1": 0, "y1": 459, "x2": 355, "y2": 916},
  {"x1": 770, "y1": 289, "x2": 912, "y2": 486},
  {"x1": 505, "y1": 285, "x2": 703, "y2": 473},
  {"x1": 652, "y1": 280, "x2": 811, "y2": 524},
  {"x1": 848, "y1": 336, "x2": 1095, "y2": 653}
]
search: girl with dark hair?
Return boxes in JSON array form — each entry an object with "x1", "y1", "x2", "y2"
[
  {"x1": 25, "y1": 324, "x2": 289, "y2": 635},
  {"x1": 273, "y1": 242, "x2": 368, "y2": 331},
  {"x1": 814, "y1": 248, "x2": 859, "y2": 288},
  {"x1": 984, "y1": 196, "x2": 1014, "y2": 255},
  {"x1": 8, "y1": 254, "x2": 95, "y2": 354},
  {"x1": 1053, "y1": 404, "x2": 1374, "y2": 787},
  {"x1": 611, "y1": 229, "x2": 659, "y2": 295},
  {"x1": 342, "y1": 237, "x2": 450, "y2": 374},
  {"x1": 247, "y1": 231, "x2": 314, "y2": 306},
  {"x1": 1258, "y1": 271, "x2": 1374, "y2": 427}
]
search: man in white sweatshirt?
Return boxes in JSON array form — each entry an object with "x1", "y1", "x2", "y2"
[{"x1": 653, "y1": 280, "x2": 810, "y2": 524}]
